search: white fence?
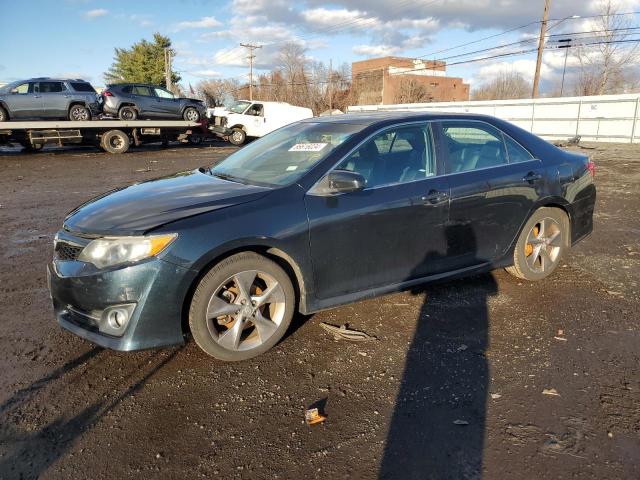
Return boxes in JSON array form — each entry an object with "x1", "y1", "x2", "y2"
[{"x1": 347, "y1": 93, "x2": 640, "y2": 144}]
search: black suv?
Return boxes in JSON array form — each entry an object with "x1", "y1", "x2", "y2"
[
  {"x1": 0, "y1": 78, "x2": 100, "y2": 121},
  {"x1": 101, "y1": 84, "x2": 206, "y2": 121}
]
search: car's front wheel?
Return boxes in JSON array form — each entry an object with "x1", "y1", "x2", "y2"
[
  {"x1": 506, "y1": 207, "x2": 569, "y2": 281},
  {"x1": 189, "y1": 252, "x2": 295, "y2": 361},
  {"x1": 183, "y1": 107, "x2": 200, "y2": 122},
  {"x1": 229, "y1": 127, "x2": 246, "y2": 146},
  {"x1": 69, "y1": 104, "x2": 91, "y2": 121},
  {"x1": 0, "y1": 105, "x2": 8, "y2": 122}
]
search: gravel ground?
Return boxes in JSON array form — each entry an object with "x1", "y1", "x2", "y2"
[{"x1": 0, "y1": 141, "x2": 638, "y2": 480}]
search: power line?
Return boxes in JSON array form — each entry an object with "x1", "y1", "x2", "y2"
[{"x1": 415, "y1": 10, "x2": 640, "y2": 60}]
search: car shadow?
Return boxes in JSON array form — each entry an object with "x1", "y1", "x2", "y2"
[
  {"x1": 379, "y1": 225, "x2": 497, "y2": 479},
  {"x1": 0, "y1": 345, "x2": 183, "y2": 478}
]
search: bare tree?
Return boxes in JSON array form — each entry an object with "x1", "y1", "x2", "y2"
[
  {"x1": 472, "y1": 71, "x2": 532, "y2": 100},
  {"x1": 197, "y1": 79, "x2": 241, "y2": 107},
  {"x1": 572, "y1": 0, "x2": 640, "y2": 95},
  {"x1": 393, "y1": 78, "x2": 433, "y2": 104}
]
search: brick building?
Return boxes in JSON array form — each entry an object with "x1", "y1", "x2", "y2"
[{"x1": 352, "y1": 56, "x2": 470, "y2": 105}]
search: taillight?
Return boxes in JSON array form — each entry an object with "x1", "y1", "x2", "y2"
[
  {"x1": 587, "y1": 160, "x2": 595, "y2": 178},
  {"x1": 102, "y1": 91, "x2": 113, "y2": 97}
]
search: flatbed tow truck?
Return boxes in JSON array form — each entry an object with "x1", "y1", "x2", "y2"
[{"x1": 0, "y1": 119, "x2": 208, "y2": 154}]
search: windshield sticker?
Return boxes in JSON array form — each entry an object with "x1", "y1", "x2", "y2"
[
  {"x1": 286, "y1": 165, "x2": 299, "y2": 171},
  {"x1": 288, "y1": 143, "x2": 328, "y2": 152}
]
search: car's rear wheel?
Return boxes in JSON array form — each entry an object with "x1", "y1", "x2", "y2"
[
  {"x1": 506, "y1": 207, "x2": 569, "y2": 281},
  {"x1": 118, "y1": 106, "x2": 137, "y2": 121},
  {"x1": 69, "y1": 104, "x2": 91, "y2": 121},
  {"x1": 0, "y1": 106, "x2": 8, "y2": 122},
  {"x1": 100, "y1": 130, "x2": 130, "y2": 154},
  {"x1": 189, "y1": 252, "x2": 295, "y2": 361},
  {"x1": 229, "y1": 127, "x2": 246, "y2": 146},
  {"x1": 183, "y1": 107, "x2": 200, "y2": 122}
]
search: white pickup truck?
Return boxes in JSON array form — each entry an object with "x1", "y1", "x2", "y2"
[{"x1": 208, "y1": 100, "x2": 313, "y2": 145}]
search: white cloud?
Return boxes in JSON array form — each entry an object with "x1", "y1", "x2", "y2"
[
  {"x1": 301, "y1": 7, "x2": 374, "y2": 29},
  {"x1": 353, "y1": 44, "x2": 400, "y2": 56},
  {"x1": 174, "y1": 16, "x2": 222, "y2": 31},
  {"x1": 189, "y1": 69, "x2": 224, "y2": 79},
  {"x1": 83, "y1": 8, "x2": 108, "y2": 19}
]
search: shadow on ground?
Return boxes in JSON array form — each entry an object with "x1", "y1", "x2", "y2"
[
  {"x1": 0, "y1": 345, "x2": 182, "y2": 478},
  {"x1": 380, "y1": 227, "x2": 497, "y2": 479}
]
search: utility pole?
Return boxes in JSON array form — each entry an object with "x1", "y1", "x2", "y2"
[
  {"x1": 164, "y1": 47, "x2": 172, "y2": 91},
  {"x1": 240, "y1": 43, "x2": 262, "y2": 101},
  {"x1": 558, "y1": 38, "x2": 572, "y2": 96},
  {"x1": 328, "y1": 59, "x2": 333, "y2": 115},
  {"x1": 532, "y1": 0, "x2": 551, "y2": 98}
]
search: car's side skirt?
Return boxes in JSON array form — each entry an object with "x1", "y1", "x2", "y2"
[{"x1": 305, "y1": 260, "x2": 498, "y2": 314}]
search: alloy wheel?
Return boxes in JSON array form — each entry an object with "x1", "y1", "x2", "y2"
[
  {"x1": 185, "y1": 108, "x2": 199, "y2": 121},
  {"x1": 524, "y1": 217, "x2": 562, "y2": 273},
  {"x1": 205, "y1": 270, "x2": 286, "y2": 352},
  {"x1": 71, "y1": 106, "x2": 89, "y2": 121}
]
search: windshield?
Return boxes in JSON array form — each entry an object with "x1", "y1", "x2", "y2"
[
  {"x1": 210, "y1": 122, "x2": 365, "y2": 186},
  {"x1": 228, "y1": 101, "x2": 251, "y2": 114}
]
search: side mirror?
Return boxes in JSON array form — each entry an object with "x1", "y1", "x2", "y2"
[{"x1": 327, "y1": 170, "x2": 366, "y2": 193}]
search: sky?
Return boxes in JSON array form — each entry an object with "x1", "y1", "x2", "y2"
[{"x1": 1, "y1": 0, "x2": 639, "y2": 93}]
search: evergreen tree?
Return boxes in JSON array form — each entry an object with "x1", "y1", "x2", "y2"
[{"x1": 105, "y1": 33, "x2": 180, "y2": 85}]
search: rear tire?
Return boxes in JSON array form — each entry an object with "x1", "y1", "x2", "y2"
[
  {"x1": 229, "y1": 128, "x2": 246, "y2": 146},
  {"x1": 0, "y1": 106, "x2": 8, "y2": 122},
  {"x1": 68, "y1": 104, "x2": 91, "y2": 121},
  {"x1": 118, "y1": 106, "x2": 137, "y2": 121},
  {"x1": 189, "y1": 252, "x2": 295, "y2": 361},
  {"x1": 100, "y1": 130, "x2": 130, "y2": 154},
  {"x1": 183, "y1": 107, "x2": 200, "y2": 122},
  {"x1": 506, "y1": 207, "x2": 569, "y2": 281}
]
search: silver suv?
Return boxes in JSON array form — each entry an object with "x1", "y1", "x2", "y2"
[{"x1": 0, "y1": 78, "x2": 101, "y2": 122}]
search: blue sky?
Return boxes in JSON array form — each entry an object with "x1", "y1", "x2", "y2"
[{"x1": 1, "y1": 0, "x2": 639, "y2": 93}]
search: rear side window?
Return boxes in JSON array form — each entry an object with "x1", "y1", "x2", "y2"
[
  {"x1": 441, "y1": 122, "x2": 508, "y2": 173},
  {"x1": 70, "y1": 82, "x2": 96, "y2": 93},
  {"x1": 504, "y1": 135, "x2": 534, "y2": 163},
  {"x1": 132, "y1": 86, "x2": 152, "y2": 96},
  {"x1": 39, "y1": 82, "x2": 65, "y2": 93}
]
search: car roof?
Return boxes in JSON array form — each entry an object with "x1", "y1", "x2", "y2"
[
  {"x1": 109, "y1": 83, "x2": 165, "y2": 88},
  {"x1": 299, "y1": 111, "x2": 500, "y2": 125},
  {"x1": 24, "y1": 77, "x2": 91, "y2": 83}
]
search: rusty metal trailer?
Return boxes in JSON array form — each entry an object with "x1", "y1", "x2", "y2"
[{"x1": 0, "y1": 120, "x2": 208, "y2": 154}]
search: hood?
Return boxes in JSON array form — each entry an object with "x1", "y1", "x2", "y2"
[
  {"x1": 180, "y1": 97, "x2": 204, "y2": 104},
  {"x1": 64, "y1": 169, "x2": 270, "y2": 236}
]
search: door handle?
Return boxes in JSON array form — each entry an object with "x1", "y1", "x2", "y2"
[
  {"x1": 523, "y1": 171, "x2": 542, "y2": 183},
  {"x1": 33, "y1": 95, "x2": 41, "y2": 98},
  {"x1": 420, "y1": 190, "x2": 449, "y2": 205}
]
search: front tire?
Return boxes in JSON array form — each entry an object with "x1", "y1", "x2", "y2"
[
  {"x1": 69, "y1": 104, "x2": 91, "y2": 121},
  {"x1": 0, "y1": 106, "x2": 8, "y2": 122},
  {"x1": 118, "y1": 106, "x2": 138, "y2": 121},
  {"x1": 229, "y1": 127, "x2": 246, "y2": 146},
  {"x1": 183, "y1": 107, "x2": 200, "y2": 122},
  {"x1": 506, "y1": 207, "x2": 569, "y2": 281},
  {"x1": 189, "y1": 252, "x2": 295, "y2": 361}
]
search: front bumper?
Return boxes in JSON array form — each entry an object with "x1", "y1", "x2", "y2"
[
  {"x1": 48, "y1": 255, "x2": 197, "y2": 351},
  {"x1": 209, "y1": 125, "x2": 233, "y2": 138}
]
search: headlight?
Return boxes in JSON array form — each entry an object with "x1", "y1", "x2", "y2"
[{"x1": 78, "y1": 234, "x2": 177, "y2": 269}]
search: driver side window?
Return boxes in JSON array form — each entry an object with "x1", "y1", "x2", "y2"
[
  {"x1": 336, "y1": 124, "x2": 435, "y2": 188},
  {"x1": 11, "y1": 83, "x2": 29, "y2": 94}
]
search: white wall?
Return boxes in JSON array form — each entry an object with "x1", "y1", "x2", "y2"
[{"x1": 347, "y1": 93, "x2": 640, "y2": 143}]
